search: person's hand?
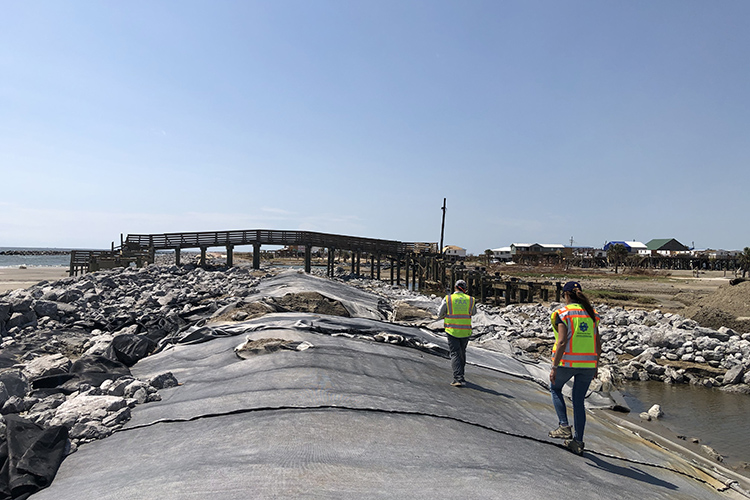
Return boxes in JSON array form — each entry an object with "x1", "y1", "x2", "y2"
[{"x1": 549, "y1": 366, "x2": 556, "y2": 384}]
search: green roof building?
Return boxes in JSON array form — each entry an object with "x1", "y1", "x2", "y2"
[{"x1": 645, "y1": 238, "x2": 690, "y2": 253}]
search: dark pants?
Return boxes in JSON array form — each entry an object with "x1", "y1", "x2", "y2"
[{"x1": 447, "y1": 334, "x2": 469, "y2": 382}]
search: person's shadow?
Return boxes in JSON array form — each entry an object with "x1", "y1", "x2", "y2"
[
  {"x1": 464, "y1": 381, "x2": 514, "y2": 399},
  {"x1": 585, "y1": 454, "x2": 678, "y2": 490}
]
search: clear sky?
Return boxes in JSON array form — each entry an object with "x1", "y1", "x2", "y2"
[{"x1": 2, "y1": 1, "x2": 748, "y2": 254}]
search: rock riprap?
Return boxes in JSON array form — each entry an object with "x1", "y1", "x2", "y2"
[
  {"x1": 333, "y1": 277, "x2": 750, "y2": 394},
  {"x1": 467, "y1": 302, "x2": 750, "y2": 393}
]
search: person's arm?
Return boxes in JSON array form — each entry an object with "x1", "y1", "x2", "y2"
[
  {"x1": 437, "y1": 297, "x2": 448, "y2": 319},
  {"x1": 550, "y1": 322, "x2": 569, "y2": 384}
]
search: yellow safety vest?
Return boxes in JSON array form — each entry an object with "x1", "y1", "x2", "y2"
[
  {"x1": 550, "y1": 304, "x2": 599, "y2": 368},
  {"x1": 445, "y1": 292, "x2": 474, "y2": 338}
]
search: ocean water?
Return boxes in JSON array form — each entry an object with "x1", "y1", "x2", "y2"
[
  {"x1": 621, "y1": 381, "x2": 750, "y2": 466},
  {"x1": 0, "y1": 247, "x2": 71, "y2": 268}
]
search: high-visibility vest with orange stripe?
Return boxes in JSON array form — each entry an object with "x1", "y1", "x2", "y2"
[
  {"x1": 550, "y1": 304, "x2": 599, "y2": 368},
  {"x1": 445, "y1": 292, "x2": 474, "y2": 338}
]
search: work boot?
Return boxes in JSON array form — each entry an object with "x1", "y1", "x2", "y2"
[
  {"x1": 564, "y1": 439, "x2": 584, "y2": 456},
  {"x1": 548, "y1": 425, "x2": 572, "y2": 439},
  {"x1": 450, "y1": 380, "x2": 465, "y2": 387}
]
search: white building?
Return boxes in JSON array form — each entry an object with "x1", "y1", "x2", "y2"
[
  {"x1": 604, "y1": 241, "x2": 648, "y2": 255},
  {"x1": 442, "y1": 245, "x2": 467, "y2": 258},
  {"x1": 491, "y1": 247, "x2": 512, "y2": 261}
]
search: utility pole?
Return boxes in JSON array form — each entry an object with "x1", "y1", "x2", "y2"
[{"x1": 439, "y1": 198, "x2": 446, "y2": 254}]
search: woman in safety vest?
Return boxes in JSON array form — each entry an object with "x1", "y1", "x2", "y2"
[{"x1": 548, "y1": 281, "x2": 601, "y2": 455}]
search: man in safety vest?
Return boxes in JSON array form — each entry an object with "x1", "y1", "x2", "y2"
[
  {"x1": 548, "y1": 281, "x2": 601, "y2": 455},
  {"x1": 438, "y1": 280, "x2": 477, "y2": 387}
]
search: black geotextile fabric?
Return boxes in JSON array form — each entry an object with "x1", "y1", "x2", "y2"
[
  {"x1": 152, "y1": 313, "x2": 628, "y2": 412},
  {"x1": 108, "y1": 334, "x2": 155, "y2": 367},
  {"x1": 155, "y1": 313, "x2": 553, "y2": 388},
  {"x1": 125, "y1": 320, "x2": 720, "y2": 471},
  {"x1": 0, "y1": 415, "x2": 68, "y2": 500},
  {"x1": 33, "y1": 324, "x2": 744, "y2": 500},
  {"x1": 30, "y1": 355, "x2": 131, "y2": 395},
  {"x1": 31, "y1": 409, "x2": 736, "y2": 500}
]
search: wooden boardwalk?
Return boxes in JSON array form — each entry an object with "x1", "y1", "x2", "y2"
[
  {"x1": 68, "y1": 229, "x2": 559, "y2": 306},
  {"x1": 71, "y1": 229, "x2": 437, "y2": 276}
]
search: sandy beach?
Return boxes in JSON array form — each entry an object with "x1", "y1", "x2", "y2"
[{"x1": 0, "y1": 266, "x2": 69, "y2": 293}]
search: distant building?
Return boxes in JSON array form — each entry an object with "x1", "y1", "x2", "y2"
[
  {"x1": 645, "y1": 238, "x2": 690, "y2": 256},
  {"x1": 603, "y1": 241, "x2": 648, "y2": 255},
  {"x1": 442, "y1": 245, "x2": 467, "y2": 258},
  {"x1": 282, "y1": 245, "x2": 324, "y2": 257},
  {"x1": 704, "y1": 249, "x2": 740, "y2": 259},
  {"x1": 510, "y1": 243, "x2": 565, "y2": 257},
  {"x1": 491, "y1": 247, "x2": 512, "y2": 261},
  {"x1": 568, "y1": 246, "x2": 604, "y2": 258}
]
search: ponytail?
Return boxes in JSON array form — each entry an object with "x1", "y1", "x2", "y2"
[{"x1": 572, "y1": 289, "x2": 597, "y2": 324}]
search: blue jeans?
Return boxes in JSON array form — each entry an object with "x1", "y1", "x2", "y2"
[{"x1": 550, "y1": 366, "x2": 596, "y2": 442}]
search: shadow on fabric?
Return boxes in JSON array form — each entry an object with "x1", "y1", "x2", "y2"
[{"x1": 585, "y1": 454, "x2": 678, "y2": 490}]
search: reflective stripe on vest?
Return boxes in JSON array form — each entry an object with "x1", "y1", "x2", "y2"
[
  {"x1": 445, "y1": 292, "x2": 474, "y2": 338},
  {"x1": 550, "y1": 304, "x2": 599, "y2": 368}
]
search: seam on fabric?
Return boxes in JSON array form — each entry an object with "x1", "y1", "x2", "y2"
[{"x1": 118, "y1": 404, "x2": 724, "y2": 491}]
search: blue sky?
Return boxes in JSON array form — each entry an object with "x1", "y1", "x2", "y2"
[{"x1": 2, "y1": 1, "x2": 748, "y2": 253}]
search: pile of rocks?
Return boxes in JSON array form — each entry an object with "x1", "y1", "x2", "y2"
[
  {"x1": 473, "y1": 302, "x2": 750, "y2": 393},
  {"x1": 0, "y1": 362, "x2": 178, "y2": 451},
  {"x1": 0, "y1": 264, "x2": 266, "y2": 454},
  {"x1": 0, "y1": 263, "x2": 262, "y2": 341}
]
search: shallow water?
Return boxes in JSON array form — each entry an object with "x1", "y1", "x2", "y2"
[
  {"x1": 621, "y1": 381, "x2": 750, "y2": 465},
  {"x1": 0, "y1": 248, "x2": 70, "y2": 268}
]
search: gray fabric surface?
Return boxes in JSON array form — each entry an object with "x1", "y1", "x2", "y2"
[{"x1": 33, "y1": 312, "x2": 749, "y2": 499}]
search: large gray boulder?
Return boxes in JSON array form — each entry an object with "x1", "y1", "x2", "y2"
[
  {"x1": 34, "y1": 300, "x2": 59, "y2": 319},
  {"x1": 148, "y1": 372, "x2": 179, "y2": 389},
  {"x1": 0, "y1": 370, "x2": 29, "y2": 399},
  {"x1": 50, "y1": 395, "x2": 128, "y2": 428},
  {"x1": 9, "y1": 295, "x2": 33, "y2": 313},
  {"x1": 22, "y1": 353, "x2": 72, "y2": 381},
  {"x1": 0, "y1": 302, "x2": 10, "y2": 323},
  {"x1": 647, "y1": 404, "x2": 664, "y2": 419},
  {"x1": 7, "y1": 310, "x2": 37, "y2": 329},
  {"x1": 723, "y1": 364, "x2": 746, "y2": 386},
  {"x1": 56, "y1": 289, "x2": 83, "y2": 304},
  {"x1": 29, "y1": 393, "x2": 67, "y2": 413}
]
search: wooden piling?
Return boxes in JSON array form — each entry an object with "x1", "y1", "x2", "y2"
[{"x1": 226, "y1": 244, "x2": 234, "y2": 267}]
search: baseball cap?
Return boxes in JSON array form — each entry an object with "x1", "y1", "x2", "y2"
[
  {"x1": 455, "y1": 280, "x2": 468, "y2": 292},
  {"x1": 562, "y1": 281, "x2": 582, "y2": 293}
]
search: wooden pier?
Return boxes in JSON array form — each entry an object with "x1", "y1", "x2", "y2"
[{"x1": 69, "y1": 228, "x2": 558, "y2": 307}]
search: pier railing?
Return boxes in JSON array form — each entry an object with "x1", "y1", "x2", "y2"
[
  {"x1": 124, "y1": 229, "x2": 438, "y2": 256},
  {"x1": 70, "y1": 229, "x2": 438, "y2": 275}
]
